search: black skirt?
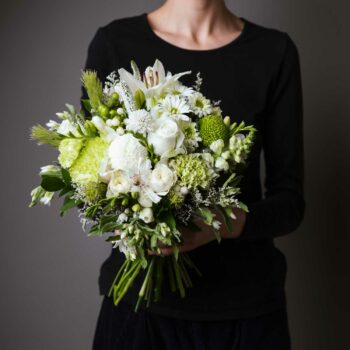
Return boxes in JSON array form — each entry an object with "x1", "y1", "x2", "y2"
[{"x1": 92, "y1": 296, "x2": 291, "y2": 350}]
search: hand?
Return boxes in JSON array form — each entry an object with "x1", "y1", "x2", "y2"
[
  {"x1": 212, "y1": 207, "x2": 247, "y2": 239},
  {"x1": 148, "y1": 207, "x2": 247, "y2": 256}
]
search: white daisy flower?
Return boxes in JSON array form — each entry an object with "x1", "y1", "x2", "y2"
[
  {"x1": 158, "y1": 95, "x2": 191, "y2": 121},
  {"x1": 124, "y1": 109, "x2": 153, "y2": 135},
  {"x1": 165, "y1": 81, "x2": 194, "y2": 97},
  {"x1": 188, "y1": 92, "x2": 212, "y2": 117},
  {"x1": 180, "y1": 121, "x2": 201, "y2": 152}
]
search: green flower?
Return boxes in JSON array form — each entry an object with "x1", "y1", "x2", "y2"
[
  {"x1": 168, "y1": 186, "x2": 185, "y2": 207},
  {"x1": 170, "y1": 154, "x2": 211, "y2": 190},
  {"x1": 69, "y1": 137, "x2": 108, "y2": 185},
  {"x1": 58, "y1": 138, "x2": 84, "y2": 169},
  {"x1": 199, "y1": 114, "x2": 229, "y2": 147}
]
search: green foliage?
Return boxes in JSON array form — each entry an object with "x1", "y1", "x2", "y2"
[
  {"x1": 40, "y1": 175, "x2": 65, "y2": 192},
  {"x1": 81, "y1": 70, "x2": 103, "y2": 110},
  {"x1": 30, "y1": 124, "x2": 61, "y2": 147},
  {"x1": 134, "y1": 89, "x2": 146, "y2": 109}
]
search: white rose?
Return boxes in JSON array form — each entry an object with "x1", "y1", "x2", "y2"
[
  {"x1": 149, "y1": 163, "x2": 176, "y2": 194},
  {"x1": 107, "y1": 170, "x2": 131, "y2": 197},
  {"x1": 147, "y1": 117, "x2": 184, "y2": 157},
  {"x1": 139, "y1": 208, "x2": 154, "y2": 223},
  {"x1": 108, "y1": 133, "x2": 147, "y2": 174}
]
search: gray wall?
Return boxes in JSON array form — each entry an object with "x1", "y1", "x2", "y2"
[{"x1": 1, "y1": 0, "x2": 349, "y2": 349}]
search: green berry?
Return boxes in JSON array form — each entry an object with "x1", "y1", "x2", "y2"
[
  {"x1": 97, "y1": 104, "x2": 109, "y2": 118},
  {"x1": 132, "y1": 204, "x2": 141, "y2": 212}
]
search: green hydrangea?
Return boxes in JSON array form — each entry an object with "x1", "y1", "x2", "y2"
[
  {"x1": 58, "y1": 138, "x2": 84, "y2": 169},
  {"x1": 69, "y1": 137, "x2": 108, "y2": 185},
  {"x1": 170, "y1": 154, "x2": 211, "y2": 190},
  {"x1": 199, "y1": 114, "x2": 229, "y2": 147}
]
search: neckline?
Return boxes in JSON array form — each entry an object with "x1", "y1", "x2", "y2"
[{"x1": 140, "y1": 12, "x2": 250, "y2": 54}]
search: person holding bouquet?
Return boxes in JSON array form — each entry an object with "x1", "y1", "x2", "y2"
[{"x1": 45, "y1": 0, "x2": 305, "y2": 348}]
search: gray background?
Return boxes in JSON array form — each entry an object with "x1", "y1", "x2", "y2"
[{"x1": 1, "y1": 0, "x2": 349, "y2": 349}]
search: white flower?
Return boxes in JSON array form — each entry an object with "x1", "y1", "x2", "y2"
[
  {"x1": 139, "y1": 208, "x2": 154, "y2": 223},
  {"x1": 108, "y1": 133, "x2": 147, "y2": 175},
  {"x1": 91, "y1": 116, "x2": 118, "y2": 142},
  {"x1": 212, "y1": 220, "x2": 222, "y2": 230},
  {"x1": 210, "y1": 139, "x2": 225, "y2": 155},
  {"x1": 158, "y1": 95, "x2": 190, "y2": 121},
  {"x1": 40, "y1": 165, "x2": 61, "y2": 177},
  {"x1": 40, "y1": 191, "x2": 54, "y2": 205},
  {"x1": 46, "y1": 120, "x2": 60, "y2": 130},
  {"x1": 149, "y1": 163, "x2": 176, "y2": 194},
  {"x1": 180, "y1": 121, "x2": 201, "y2": 152},
  {"x1": 118, "y1": 59, "x2": 191, "y2": 98},
  {"x1": 117, "y1": 213, "x2": 128, "y2": 223},
  {"x1": 188, "y1": 92, "x2": 212, "y2": 117},
  {"x1": 124, "y1": 109, "x2": 153, "y2": 135},
  {"x1": 57, "y1": 120, "x2": 80, "y2": 137},
  {"x1": 106, "y1": 170, "x2": 132, "y2": 197},
  {"x1": 215, "y1": 157, "x2": 229, "y2": 171},
  {"x1": 165, "y1": 81, "x2": 194, "y2": 97},
  {"x1": 106, "y1": 118, "x2": 120, "y2": 127},
  {"x1": 147, "y1": 117, "x2": 185, "y2": 158}
]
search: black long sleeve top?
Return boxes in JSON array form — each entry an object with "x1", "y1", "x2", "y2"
[{"x1": 81, "y1": 13, "x2": 305, "y2": 320}]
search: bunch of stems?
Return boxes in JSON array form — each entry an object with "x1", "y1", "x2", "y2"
[{"x1": 108, "y1": 252, "x2": 202, "y2": 312}]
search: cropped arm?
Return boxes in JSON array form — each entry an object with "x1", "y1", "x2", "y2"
[
  {"x1": 80, "y1": 27, "x2": 116, "y2": 111},
  {"x1": 239, "y1": 34, "x2": 305, "y2": 240}
]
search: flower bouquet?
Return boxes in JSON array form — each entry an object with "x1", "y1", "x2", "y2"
[{"x1": 29, "y1": 59, "x2": 256, "y2": 311}]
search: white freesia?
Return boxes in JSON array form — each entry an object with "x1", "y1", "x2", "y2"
[
  {"x1": 108, "y1": 134, "x2": 147, "y2": 175},
  {"x1": 147, "y1": 117, "x2": 185, "y2": 158},
  {"x1": 118, "y1": 59, "x2": 191, "y2": 98},
  {"x1": 139, "y1": 208, "x2": 154, "y2": 223},
  {"x1": 149, "y1": 163, "x2": 176, "y2": 194},
  {"x1": 107, "y1": 170, "x2": 132, "y2": 197}
]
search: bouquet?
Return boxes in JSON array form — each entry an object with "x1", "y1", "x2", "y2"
[{"x1": 29, "y1": 59, "x2": 256, "y2": 311}]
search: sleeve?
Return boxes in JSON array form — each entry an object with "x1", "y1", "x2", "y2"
[
  {"x1": 238, "y1": 33, "x2": 305, "y2": 240},
  {"x1": 80, "y1": 27, "x2": 116, "y2": 111}
]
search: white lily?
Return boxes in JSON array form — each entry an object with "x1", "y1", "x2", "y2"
[{"x1": 118, "y1": 59, "x2": 191, "y2": 98}]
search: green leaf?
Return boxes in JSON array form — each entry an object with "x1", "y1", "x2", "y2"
[
  {"x1": 41, "y1": 175, "x2": 65, "y2": 192},
  {"x1": 81, "y1": 99, "x2": 92, "y2": 113},
  {"x1": 197, "y1": 207, "x2": 214, "y2": 225},
  {"x1": 218, "y1": 206, "x2": 234, "y2": 233},
  {"x1": 238, "y1": 201, "x2": 249, "y2": 213},
  {"x1": 134, "y1": 89, "x2": 146, "y2": 109},
  {"x1": 60, "y1": 196, "x2": 80, "y2": 216},
  {"x1": 59, "y1": 187, "x2": 72, "y2": 197},
  {"x1": 158, "y1": 211, "x2": 176, "y2": 230},
  {"x1": 61, "y1": 168, "x2": 71, "y2": 185}
]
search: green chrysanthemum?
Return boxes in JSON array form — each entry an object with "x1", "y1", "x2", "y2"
[
  {"x1": 69, "y1": 137, "x2": 108, "y2": 185},
  {"x1": 199, "y1": 114, "x2": 230, "y2": 147},
  {"x1": 170, "y1": 154, "x2": 211, "y2": 190},
  {"x1": 58, "y1": 138, "x2": 84, "y2": 169}
]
